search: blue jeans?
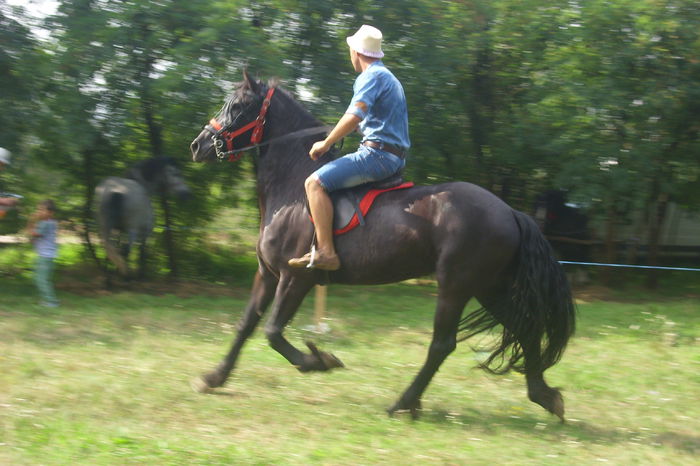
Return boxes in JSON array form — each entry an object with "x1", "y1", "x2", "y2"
[
  {"x1": 315, "y1": 145, "x2": 405, "y2": 192},
  {"x1": 35, "y1": 256, "x2": 58, "y2": 305}
]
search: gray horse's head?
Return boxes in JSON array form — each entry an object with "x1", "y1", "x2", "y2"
[{"x1": 128, "y1": 157, "x2": 191, "y2": 199}]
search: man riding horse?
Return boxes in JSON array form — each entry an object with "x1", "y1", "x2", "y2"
[
  {"x1": 288, "y1": 24, "x2": 409, "y2": 271},
  {"x1": 189, "y1": 28, "x2": 575, "y2": 421}
]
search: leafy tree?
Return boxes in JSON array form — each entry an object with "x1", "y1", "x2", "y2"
[
  {"x1": 0, "y1": 5, "x2": 51, "y2": 232},
  {"x1": 3, "y1": 0, "x2": 698, "y2": 286},
  {"x1": 521, "y1": 0, "x2": 700, "y2": 284},
  {"x1": 37, "y1": 0, "x2": 276, "y2": 276}
]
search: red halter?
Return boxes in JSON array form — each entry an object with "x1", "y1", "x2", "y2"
[{"x1": 209, "y1": 87, "x2": 276, "y2": 161}]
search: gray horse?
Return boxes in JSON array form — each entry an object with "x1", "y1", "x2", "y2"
[{"x1": 94, "y1": 157, "x2": 190, "y2": 277}]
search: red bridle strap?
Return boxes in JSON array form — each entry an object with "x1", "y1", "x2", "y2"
[{"x1": 210, "y1": 87, "x2": 276, "y2": 161}]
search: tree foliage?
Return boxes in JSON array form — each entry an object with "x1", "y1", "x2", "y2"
[{"x1": 2, "y1": 0, "x2": 698, "y2": 277}]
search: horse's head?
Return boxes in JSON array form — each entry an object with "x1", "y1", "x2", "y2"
[
  {"x1": 130, "y1": 157, "x2": 191, "y2": 199},
  {"x1": 191, "y1": 71, "x2": 271, "y2": 163},
  {"x1": 160, "y1": 161, "x2": 191, "y2": 199}
]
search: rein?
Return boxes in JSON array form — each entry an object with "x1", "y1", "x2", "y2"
[{"x1": 205, "y1": 87, "x2": 332, "y2": 162}]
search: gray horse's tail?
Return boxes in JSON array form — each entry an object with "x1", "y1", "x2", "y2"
[
  {"x1": 100, "y1": 192, "x2": 128, "y2": 275},
  {"x1": 458, "y1": 209, "x2": 576, "y2": 374}
]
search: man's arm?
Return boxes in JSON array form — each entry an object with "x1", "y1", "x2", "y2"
[{"x1": 309, "y1": 113, "x2": 362, "y2": 160}]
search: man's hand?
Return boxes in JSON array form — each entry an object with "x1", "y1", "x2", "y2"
[
  {"x1": 309, "y1": 113, "x2": 362, "y2": 162},
  {"x1": 309, "y1": 140, "x2": 331, "y2": 161}
]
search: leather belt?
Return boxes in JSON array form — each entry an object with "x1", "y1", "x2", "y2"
[{"x1": 362, "y1": 140, "x2": 406, "y2": 158}]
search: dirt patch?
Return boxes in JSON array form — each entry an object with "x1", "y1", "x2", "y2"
[{"x1": 571, "y1": 284, "x2": 616, "y2": 303}]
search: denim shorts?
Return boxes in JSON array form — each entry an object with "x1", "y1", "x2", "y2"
[{"x1": 315, "y1": 145, "x2": 406, "y2": 192}]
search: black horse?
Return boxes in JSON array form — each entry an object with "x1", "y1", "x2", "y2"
[{"x1": 190, "y1": 72, "x2": 575, "y2": 420}]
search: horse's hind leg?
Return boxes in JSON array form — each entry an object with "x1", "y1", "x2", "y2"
[
  {"x1": 388, "y1": 290, "x2": 468, "y2": 419},
  {"x1": 481, "y1": 294, "x2": 565, "y2": 421},
  {"x1": 192, "y1": 268, "x2": 278, "y2": 393},
  {"x1": 522, "y1": 340, "x2": 565, "y2": 421},
  {"x1": 265, "y1": 274, "x2": 344, "y2": 372}
]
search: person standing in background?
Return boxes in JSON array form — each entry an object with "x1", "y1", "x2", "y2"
[{"x1": 28, "y1": 200, "x2": 60, "y2": 307}]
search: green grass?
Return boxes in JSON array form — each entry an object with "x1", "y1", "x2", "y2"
[{"x1": 1, "y1": 275, "x2": 699, "y2": 465}]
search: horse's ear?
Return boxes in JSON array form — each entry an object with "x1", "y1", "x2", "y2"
[{"x1": 243, "y1": 69, "x2": 261, "y2": 94}]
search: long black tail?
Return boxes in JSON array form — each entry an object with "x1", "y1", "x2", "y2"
[{"x1": 458, "y1": 209, "x2": 576, "y2": 374}]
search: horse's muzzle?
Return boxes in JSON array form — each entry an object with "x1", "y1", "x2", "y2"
[
  {"x1": 190, "y1": 129, "x2": 216, "y2": 163},
  {"x1": 190, "y1": 140, "x2": 200, "y2": 158}
]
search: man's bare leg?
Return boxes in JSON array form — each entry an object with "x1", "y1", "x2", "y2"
[{"x1": 288, "y1": 175, "x2": 340, "y2": 270}]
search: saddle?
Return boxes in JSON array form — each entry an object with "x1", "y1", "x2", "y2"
[{"x1": 325, "y1": 172, "x2": 413, "y2": 235}]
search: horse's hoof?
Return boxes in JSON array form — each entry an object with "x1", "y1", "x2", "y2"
[
  {"x1": 387, "y1": 404, "x2": 399, "y2": 417},
  {"x1": 305, "y1": 341, "x2": 345, "y2": 371},
  {"x1": 319, "y1": 351, "x2": 344, "y2": 370},
  {"x1": 387, "y1": 399, "x2": 422, "y2": 419},
  {"x1": 190, "y1": 376, "x2": 214, "y2": 394},
  {"x1": 532, "y1": 388, "x2": 566, "y2": 422},
  {"x1": 551, "y1": 392, "x2": 565, "y2": 423}
]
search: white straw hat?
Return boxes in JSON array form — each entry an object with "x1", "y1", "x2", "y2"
[
  {"x1": 346, "y1": 24, "x2": 384, "y2": 59},
  {"x1": 0, "y1": 148, "x2": 10, "y2": 165}
]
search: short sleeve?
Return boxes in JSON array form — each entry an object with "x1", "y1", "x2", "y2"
[{"x1": 345, "y1": 71, "x2": 382, "y2": 120}]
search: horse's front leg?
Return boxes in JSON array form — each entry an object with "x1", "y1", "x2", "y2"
[
  {"x1": 265, "y1": 274, "x2": 344, "y2": 372},
  {"x1": 192, "y1": 268, "x2": 278, "y2": 393}
]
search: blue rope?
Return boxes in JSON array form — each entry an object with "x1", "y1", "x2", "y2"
[{"x1": 559, "y1": 261, "x2": 700, "y2": 272}]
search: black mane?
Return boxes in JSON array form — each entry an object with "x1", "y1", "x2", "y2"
[{"x1": 240, "y1": 80, "x2": 330, "y2": 205}]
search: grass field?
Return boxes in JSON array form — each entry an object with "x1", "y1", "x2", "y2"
[{"x1": 1, "y1": 271, "x2": 699, "y2": 465}]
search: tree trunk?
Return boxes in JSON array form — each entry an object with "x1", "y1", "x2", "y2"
[
  {"x1": 160, "y1": 194, "x2": 178, "y2": 278},
  {"x1": 139, "y1": 66, "x2": 177, "y2": 277},
  {"x1": 602, "y1": 201, "x2": 618, "y2": 285},
  {"x1": 459, "y1": 25, "x2": 494, "y2": 186},
  {"x1": 646, "y1": 192, "x2": 669, "y2": 289},
  {"x1": 81, "y1": 144, "x2": 102, "y2": 272},
  {"x1": 141, "y1": 92, "x2": 164, "y2": 158},
  {"x1": 465, "y1": 45, "x2": 493, "y2": 179}
]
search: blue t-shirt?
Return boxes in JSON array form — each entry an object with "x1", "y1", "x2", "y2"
[
  {"x1": 345, "y1": 61, "x2": 410, "y2": 150},
  {"x1": 35, "y1": 219, "x2": 58, "y2": 258}
]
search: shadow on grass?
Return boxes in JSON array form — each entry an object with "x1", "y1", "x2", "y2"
[{"x1": 419, "y1": 408, "x2": 700, "y2": 454}]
